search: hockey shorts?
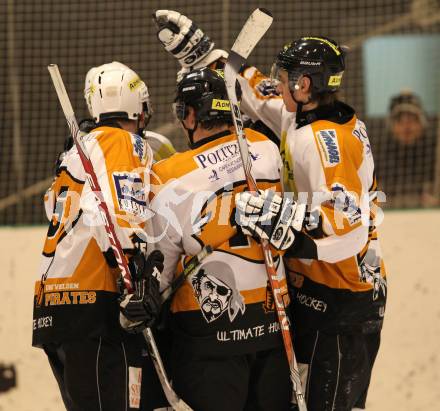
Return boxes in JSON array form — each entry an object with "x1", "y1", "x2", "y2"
[
  {"x1": 294, "y1": 329, "x2": 381, "y2": 411},
  {"x1": 170, "y1": 345, "x2": 291, "y2": 411}
]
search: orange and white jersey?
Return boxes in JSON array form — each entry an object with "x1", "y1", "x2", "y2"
[
  {"x1": 149, "y1": 129, "x2": 287, "y2": 355},
  {"x1": 238, "y1": 66, "x2": 386, "y2": 332},
  {"x1": 33, "y1": 126, "x2": 152, "y2": 346},
  {"x1": 238, "y1": 66, "x2": 290, "y2": 140},
  {"x1": 284, "y1": 108, "x2": 386, "y2": 285}
]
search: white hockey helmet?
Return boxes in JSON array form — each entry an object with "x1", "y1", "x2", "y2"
[
  {"x1": 84, "y1": 61, "x2": 128, "y2": 116},
  {"x1": 87, "y1": 62, "x2": 152, "y2": 124}
]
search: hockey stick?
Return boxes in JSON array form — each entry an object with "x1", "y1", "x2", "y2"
[
  {"x1": 161, "y1": 245, "x2": 212, "y2": 301},
  {"x1": 224, "y1": 9, "x2": 307, "y2": 411},
  {"x1": 47, "y1": 64, "x2": 192, "y2": 411}
]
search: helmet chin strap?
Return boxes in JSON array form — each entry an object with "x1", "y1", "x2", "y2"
[
  {"x1": 292, "y1": 92, "x2": 311, "y2": 118},
  {"x1": 181, "y1": 119, "x2": 199, "y2": 147},
  {"x1": 136, "y1": 119, "x2": 144, "y2": 138},
  {"x1": 137, "y1": 113, "x2": 148, "y2": 138},
  {"x1": 291, "y1": 84, "x2": 313, "y2": 128}
]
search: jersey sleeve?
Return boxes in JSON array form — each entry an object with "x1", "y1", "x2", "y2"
[
  {"x1": 148, "y1": 171, "x2": 185, "y2": 291},
  {"x1": 238, "y1": 66, "x2": 285, "y2": 139},
  {"x1": 288, "y1": 127, "x2": 369, "y2": 263},
  {"x1": 80, "y1": 128, "x2": 153, "y2": 252}
]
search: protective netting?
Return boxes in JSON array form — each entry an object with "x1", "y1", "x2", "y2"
[{"x1": 1, "y1": 0, "x2": 439, "y2": 224}]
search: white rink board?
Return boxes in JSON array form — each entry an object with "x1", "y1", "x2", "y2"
[{"x1": 0, "y1": 210, "x2": 439, "y2": 410}]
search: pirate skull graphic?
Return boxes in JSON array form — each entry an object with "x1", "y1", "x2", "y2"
[{"x1": 192, "y1": 261, "x2": 245, "y2": 323}]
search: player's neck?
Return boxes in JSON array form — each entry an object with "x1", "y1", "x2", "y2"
[
  {"x1": 301, "y1": 100, "x2": 319, "y2": 112},
  {"x1": 192, "y1": 125, "x2": 234, "y2": 144},
  {"x1": 118, "y1": 119, "x2": 138, "y2": 133}
]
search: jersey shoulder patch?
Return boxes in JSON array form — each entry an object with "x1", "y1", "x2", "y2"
[
  {"x1": 130, "y1": 132, "x2": 147, "y2": 163},
  {"x1": 112, "y1": 172, "x2": 148, "y2": 217},
  {"x1": 315, "y1": 129, "x2": 341, "y2": 168}
]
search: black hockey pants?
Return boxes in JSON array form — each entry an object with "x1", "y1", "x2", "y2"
[
  {"x1": 294, "y1": 329, "x2": 381, "y2": 411},
  {"x1": 170, "y1": 345, "x2": 291, "y2": 411},
  {"x1": 44, "y1": 335, "x2": 146, "y2": 411}
]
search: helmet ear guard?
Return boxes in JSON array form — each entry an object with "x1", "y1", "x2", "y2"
[{"x1": 172, "y1": 100, "x2": 189, "y2": 121}]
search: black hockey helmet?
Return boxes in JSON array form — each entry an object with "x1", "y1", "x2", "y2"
[
  {"x1": 271, "y1": 36, "x2": 346, "y2": 94},
  {"x1": 174, "y1": 67, "x2": 232, "y2": 123}
]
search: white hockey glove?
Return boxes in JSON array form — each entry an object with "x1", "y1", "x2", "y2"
[
  {"x1": 119, "y1": 250, "x2": 164, "y2": 333},
  {"x1": 153, "y1": 10, "x2": 228, "y2": 74},
  {"x1": 235, "y1": 190, "x2": 307, "y2": 251}
]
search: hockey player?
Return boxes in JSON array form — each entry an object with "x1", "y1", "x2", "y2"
[
  {"x1": 236, "y1": 39, "x2": 388, "y2": 411},
  {"x1": 33, "y1": 63, "x2": 165, "y2": 411},
  {"x1": 153, "y1": 12, "x2": 387, "y2": 411},
  {"x1": 148, "y1": 67, "x2": 291, "y2": 411},
  {"x1": 84, "y1": 61, "x2": 176, "y2": 163}
]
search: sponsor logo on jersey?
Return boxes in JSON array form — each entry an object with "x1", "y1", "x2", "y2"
[
  {"x1": 352, "y1": 119, "x2": 372, "y2": 155},
  {"x1": 211, "y1": 99, "x2": 231, "y2": 111},
  {"x1": 194, "y1": 142, "x2": 240, "y2": 169},
  {"x1": 208, "y1": 169, "x2": 220, "y2": 182},
  {"x1": 113, "y1": 172, "x2": 147, "y2": 216},
  {"x1": 128, "y1": 367, "x2": 142, "y2": 409},
  {"x1": 132, "y1": 133, "x2": 146, "y2": 161},
  {"x1": 194, "y1": 142, "x2": 260, "y2": 170},
  {"x1": 316, "y1": 129, "x2": 340, "y2": 167}
]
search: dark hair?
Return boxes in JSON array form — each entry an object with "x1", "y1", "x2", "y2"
[
  {"x1": 199, "y1": 115, "x2": 234, "y2": 130},
  {"x1": 312, "y1": 90, "x2": 339, "y2": 106}
]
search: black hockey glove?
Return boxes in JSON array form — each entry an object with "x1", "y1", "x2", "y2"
[
  {"x1": 119, "y1": 250, "x2": 164, "y2": 334},
  {"x1": 54, "y1": 118, "x2": 96, "y2": 174},
  {"x1": 235, "y1": 189, "x2": 307, "y2": 251}
]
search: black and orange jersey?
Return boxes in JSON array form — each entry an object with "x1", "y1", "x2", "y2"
[
  {"x1": 149, "y1": 128, "x2": 288, "y2": 355},
  {"x1": 238, "y1": 67, "x2": 387, "y2": 334},
  {"x1": 33, "y1": 126, "x2": 152, "y2": 346}
]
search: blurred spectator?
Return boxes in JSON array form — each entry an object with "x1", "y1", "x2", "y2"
[
  {"x1": 374, "y1": 90, "x2": 439, "y2": 208},
  {"x1": 0, "y1": 363, "x2": 16, "y2": 393}
]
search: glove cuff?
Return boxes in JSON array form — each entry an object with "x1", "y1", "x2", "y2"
[
  {"x1": 192, "y1": 48, "x2": 229, "y2": 69},
  {"x1": 178, "y1": 34, "x2": 215, "y2": 68}
]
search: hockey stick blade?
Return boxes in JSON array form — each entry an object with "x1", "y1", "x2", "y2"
[{"x1": 230, "y1": 8, "x2": 273, "y2": 59}]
